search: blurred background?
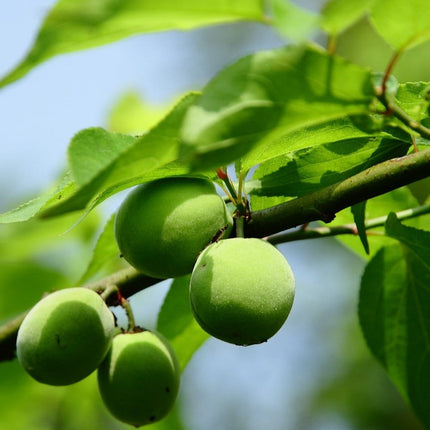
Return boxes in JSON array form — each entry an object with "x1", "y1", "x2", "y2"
[{"x1": 0, "y1": 1, "x2": 429, "y2": 429}]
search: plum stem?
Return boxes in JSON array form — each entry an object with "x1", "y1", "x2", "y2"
[{"x1": 117, "y1": 291, "x2": 136, "y2": 332}]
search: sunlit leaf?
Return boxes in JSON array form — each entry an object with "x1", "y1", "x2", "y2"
[
  {"x1": 0, "y1": 0, "x2": 265, "y2": 89},
  {"x1": 321, "y1": 0, "x2": 372, "y2": 35},
  {"x1": 157, "y1": 276, "x2": 209, "y2": 370},
  {"x1": 249, "y1": 136, "x2": 410, "y2": 210},
  {"x1": 68, "y1": 128, "x2": 137, "y2": 187},
  {"x1": 180, "y1": 44, "x2": 374, "y2": 171},
  {"x1": 266, "y1": 0, "x2": 318, "y2": 42},
  {"x1": 77, "y1": 214, "x2": 124, "y2": 284},
  {"x1": 0, "y1": 173, "x2": 74, "y2": 224},
  {"x1": 370, "y1": 0, "x2": 430, "y2": 50}
]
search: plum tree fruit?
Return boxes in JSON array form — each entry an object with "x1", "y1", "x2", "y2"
[
  {"x1": 16, "y1": 287, "x2": 115, "y2": 386},
  {"x1": 114, "y1": 177, "x2": 233, "y2": 278},
  {"x1": 97, "y1": 330, "x2": 180, "y2": 427},
  {"x1": 189, "y1": 238, "x2": 295, "y2": 346}
]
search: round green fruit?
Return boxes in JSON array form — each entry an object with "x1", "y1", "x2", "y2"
[
  {"x1": 16, "y1": 287, "x2": 115, "y2": 386},
  {"x1": 97, "y1": 330, "x2": 180, "y2": 427},
  {"x1": 189, "y1": 238, "x2": 295, "y2": 346},
  {"x1": 115, "y1": 177, "x2": 233, "y2": 278}
]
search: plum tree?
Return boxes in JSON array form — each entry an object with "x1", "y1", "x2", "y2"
[
  {"x1": 16, "y1": 288, "x2": 115, "y2": 386},
  {"x1": 97, "y1": 330, "x2": 180, "y2": 427},
  {"x1": 189, "y1": 238, "x2": 295, "y2": 346},
  {"x1": 115, "y1": 177, "x2": 233, "y2": 278}
]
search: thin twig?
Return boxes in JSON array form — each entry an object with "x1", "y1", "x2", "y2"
[{"x1": 266, "y1": 203, "x2": 430, "y2": 245}]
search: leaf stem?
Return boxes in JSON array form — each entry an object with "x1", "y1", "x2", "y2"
[
  {"x1": 216, "y1": 168, "x2": 238, "y2": 204},
  {"x1": 381, "y1": 49, "x2": 402, "y2": 96},
  {"x1": 118, "y1": 293, "x2": 136, "y2": 332}
]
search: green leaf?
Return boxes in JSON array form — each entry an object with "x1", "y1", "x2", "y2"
[
  {"x1": 395, "y1": 82, "x2": 430, "y2": 123},
  {"x1": 180, "y1": 44, "x2": 374, "y2": 171},
  {"x1": 266, "y1": 0, "x2": 318, "y2": 42},
  {"x1": 321, "y1": 0, "x2": 372, "y2": 35},
  {"x1": 0, "y1": 211, "x2": 98, "y2": 261},
  {"x1": 370, "y1": 0, "x2": 430, "y2": 50},
  {"x1": 248, "y1": 136, "x2": 410, "y2": 210},
  {"x1": 0, "y1": 0, "x2": 265, "y2": 89},
  {"x1": 68, "y1": 128, "x2": 137, "y2": 186},
  {"x1": 157, "y1": 276, "x2": 209, "y2": 370},
  {"x1": 408, "y1": 178, "x2": 430, "y2": 205},
  {"x1": 77, "y1": 213, "x2": 124, "y2": 284},
  {"x1": 383, "y1": 214, "x2": 430, "y2": 425},
  {"x1": 351, "y1": 201, "x2": 369, "y2": 254},
  {"x1": 0, "y1": 172, "x2": 74, "y2": 224},
  {"x1": 359, "y1": 244, "x2": 408, "y2": 397},
  {"x1": 242, "y1": 115, "x2": 390, "y2": 174}
]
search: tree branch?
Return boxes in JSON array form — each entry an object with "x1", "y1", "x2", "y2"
[
  {"x1": 0, "y1": 268, "x2": 160, "y2": 361},
  {"x1": 266, "y1": 203, "x2": 430, "y2": 244},
  {"x1": 246, "y1": 148, "x2": 430, "y2": 238},
  {"x1": 1, "y1": 149, "x2": 430, "y2": 362}
]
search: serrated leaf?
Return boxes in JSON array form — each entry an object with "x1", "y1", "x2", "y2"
[
  {"x1": 248, "y1": 136, "x2": 410, "y2": 211},
  {"x1": 68, "y1": 128, "x2": 137, "y2": 186},
  {"x1": 370, "y1": 0, "x2": 430, "y2": 50},
  {"x1": 351, "y1": 201, "x2": 369, "y2": 254},
  {"x1": 77, "y1": 213, "x2": 124, "y2": 284},
  {"x1": 242, "y1": 115, "x2": 390, "y2": 174},
  {"x1": 0, "y1": 172, "x2": 74, "y2": 224},
  {"x1": 381, "y1": 214, "x2": 430, "y2": 426},
  {"x1": 395, "y1": 82, "x2": 430, "y2": 123},
  {"x1": 157, "y1": 276, "x2": 209, "y2": 370},
  {"x1": 180, "y1": 44, "x2": 374, "y2": 171},
  {"x1": 359, "y1": 244, "x2": 408, "y2": 396},
  {"x1": 320, "y1": 0, "x2": 372, "y2": 36},
  {"x1": 266, "y1": 0, "x2": 318, "y2": 42},
  {"x1": 0, "y1": 0, "x2": 265, "y2": 89}
]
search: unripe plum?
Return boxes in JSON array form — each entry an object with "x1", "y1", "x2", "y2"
[
  {"x1": 189, "y1": 238, "x2": 295, "y2": 346},
  {"x1": 97, "y1": 330, "x2": 180, "y2": 427},
  {"x1": 114, "y1": 177, "x2": 233, "y2": 279},
  {"x1": 16, "y1": 287, "x2": 115, "y2": 386}
]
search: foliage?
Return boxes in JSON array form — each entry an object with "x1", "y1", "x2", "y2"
[{"x1": 1, "y1": 0, "x2": 430, "y2": 428}]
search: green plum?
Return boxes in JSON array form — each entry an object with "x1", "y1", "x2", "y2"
[
  {"x1": 115, "y1": 177, "x2": 233, "y2": 278},
  {"x1": 16, "y1": 287, "x2": 115, "y2": 386},
  {"x1": 189, "y1": 238, "x2": 295, "y2": 346},
  {"x1": 97, "y1": 330, "x2": 180, "y2": 427}
]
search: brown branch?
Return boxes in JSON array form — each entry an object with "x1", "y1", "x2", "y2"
[{"x1": 246, "y1": 148, "x2": 430, "y2": 238}]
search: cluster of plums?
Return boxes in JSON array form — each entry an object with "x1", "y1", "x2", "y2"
[
  {"x1": 16, "y1": 176, "x2": 295, "y2": 427},
  {"x1": 115, "y1": 176, "x2": 296, "y2": 346},
  {"x1": 16, "y1": 287, "x2": 179, "y2": 427}
]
